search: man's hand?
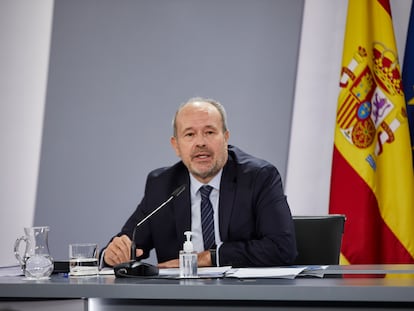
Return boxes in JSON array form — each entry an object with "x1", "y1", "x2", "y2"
[
  {"x1": 103, "y1": 235, "x2": 143, "y2": 266},
  {"x1": 197, "y1": 250, "x2": 212, "y2": 267},
  {"x1": 157, "y1": 258, "x2": 179, "y2": 268},
  {"x1": 157, "y1": 250, "x2": 212, "y2": 268}
]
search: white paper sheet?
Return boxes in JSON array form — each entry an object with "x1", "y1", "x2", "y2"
[
  {"x1": 225, "y1": 267, "x2": 306, "y2": 279},
  {"x1": 298, "y1": 265, "x2": 329, "y2": 278},
  {"x1": 159, "y1": 266, "x2": 232, "y2": 278},
  {"x1": 97, "y1": 265, "x2": 328, "y2": 279},
  {"x1": 98, "y1": 266, "x2": 232, "y2": 278},
  {"x1": 99, "y1": 267, "x2": 115, "y2": 275}
]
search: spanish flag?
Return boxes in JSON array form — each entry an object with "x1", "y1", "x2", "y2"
[{"x1": 329, "y1": 0, "x2": 414, "y2": 264}]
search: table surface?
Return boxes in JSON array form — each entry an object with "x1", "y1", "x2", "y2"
[{"x1": 1, "y1": 265, "x2": 414, "y2": 303}]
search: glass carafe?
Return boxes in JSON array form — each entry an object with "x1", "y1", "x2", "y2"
[{"x1": 14, "y1": 226, "x2": 54, "y2": 279}]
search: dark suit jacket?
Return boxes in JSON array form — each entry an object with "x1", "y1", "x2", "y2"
[{"x1": 110, "y1": 145, "x2": 297, "y2": 267}]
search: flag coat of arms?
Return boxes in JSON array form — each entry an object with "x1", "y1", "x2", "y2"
[{"x1": 329, "y1": 0, "x2": 414, "y2": 264}]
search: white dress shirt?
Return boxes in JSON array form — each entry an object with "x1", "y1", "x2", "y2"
[{"x1": 189, "y1": 170, "x2": 223, "y2": 260}]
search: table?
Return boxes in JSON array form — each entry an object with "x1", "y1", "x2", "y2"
[{"x1": 1, "y1": 265, "x2": 414, "y2": 310}]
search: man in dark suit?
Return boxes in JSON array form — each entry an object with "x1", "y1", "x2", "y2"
[{"x1": 103, "y1": 98, "x2": 297, "y2": 268}]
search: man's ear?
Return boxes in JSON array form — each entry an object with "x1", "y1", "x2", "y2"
[
  {"x1": 224, "y1": 130, "x2": 230, "y2": 142},
  {"x1": 170, "y1": 136, "x2": 180, "y2": 157}
]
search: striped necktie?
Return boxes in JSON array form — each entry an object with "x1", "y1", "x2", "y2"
[{"x1": 200, "y1": 185, "x2": 215, "y2": 250}]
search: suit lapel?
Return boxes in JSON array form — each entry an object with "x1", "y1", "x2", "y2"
[
  {"x1": 172, "y1": 172, "x2": 191, "y2": 245},
  {"x1": 218, "y1": 157, "x2": 237, "y2": 241}
]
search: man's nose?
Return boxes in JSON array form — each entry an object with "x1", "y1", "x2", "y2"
[{"x1": 195, "y1": 133, "x2": 207, "y2": 146}]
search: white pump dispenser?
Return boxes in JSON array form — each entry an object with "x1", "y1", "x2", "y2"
[
  {"x1": 183, "y1": 231, "x2": 194, "y2": 253},
  {"x1": 179, "y1": 231, "x2": 198, "y2": 278}
]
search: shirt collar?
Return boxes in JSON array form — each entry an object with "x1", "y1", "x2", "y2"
[{"x1": 190, "y1": 169, "x2": 222, "y2": 194}]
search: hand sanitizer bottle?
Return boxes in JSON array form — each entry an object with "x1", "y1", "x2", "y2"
[{"x1": 179, "y1": 231, "x2": 198, "y2": 278}]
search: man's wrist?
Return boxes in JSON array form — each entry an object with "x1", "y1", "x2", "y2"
[{"x1": 210, "y1": 249, "x2": 217, "y2": 266}]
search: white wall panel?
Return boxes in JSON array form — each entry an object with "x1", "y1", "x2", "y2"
[{"x1": 0, "y1": 0, "x2": 54, "y2": 266}]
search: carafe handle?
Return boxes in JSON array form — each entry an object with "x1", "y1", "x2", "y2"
[{"x1": 14, "y1": 236, "x2": 28, "y2": 267}]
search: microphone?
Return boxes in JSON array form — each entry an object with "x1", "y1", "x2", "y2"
[{"x1": 114, "y1": 184, "x2": 186, "y2": 278}]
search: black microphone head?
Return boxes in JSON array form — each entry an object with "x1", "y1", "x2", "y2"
[
  {"x1": 171, "y1": 184, "x2": 186, "y2": 197},
  {"x1": 114, "y1": 261, "x2": 159, "y2": 278}
]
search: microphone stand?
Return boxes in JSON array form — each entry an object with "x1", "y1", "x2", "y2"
[
  {"x1": 114, "y1": 185, "x2": 186, "y2": 277},
  {"x1": 130, "y1": 195, "x2": 175, "y2": 260}
]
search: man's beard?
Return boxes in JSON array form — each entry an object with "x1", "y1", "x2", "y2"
[{"x1": 190, "y1": 162, "x2": 221, "y2": 180}]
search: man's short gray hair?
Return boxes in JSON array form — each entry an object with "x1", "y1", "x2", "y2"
[{"x1": 172, "y1": 97, "x2": 228, "y2": 137}]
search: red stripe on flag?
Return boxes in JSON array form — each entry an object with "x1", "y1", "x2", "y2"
[
  {"x1": 329, "y1": 146, "x2": 414, "y2": 264},
  {"x1": 378, "y1": 0, "x2": 392, "y2": 16},
  {"x1": 338, "y1": 94, "x2": 357, "y2": 129}
]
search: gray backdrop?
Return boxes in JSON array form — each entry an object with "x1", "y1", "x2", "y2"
[{"x1": 35, "y1": 0, "x2": 304, "y2": 261}]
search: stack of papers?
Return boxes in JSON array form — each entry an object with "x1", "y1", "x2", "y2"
[
  {"x1": 225, "y1": 267, "x2": 306, "y2": 279},
  {"x1": 159, "y1": 266, "x2": 231, "y2": 278},
  {"x1": 298, "y1": 265, "x2": 329, "y2": 278},
  {"x1": 0, "y1": 265, "x2": 328, "y2": 279},
  {"x1": 89, "y1": 265, "x2": 329, "y2": 279}
]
